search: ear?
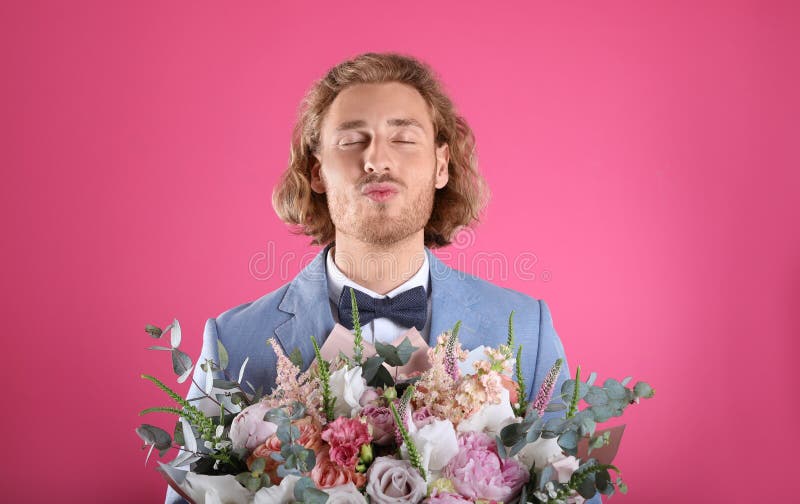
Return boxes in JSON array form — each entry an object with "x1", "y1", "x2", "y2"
[
  {"x1": 434, "y1": 143, "x2": 450, "y2": 189},
  {"x1": 310, "y1": 155, "x2": 326, "y2": 194}
]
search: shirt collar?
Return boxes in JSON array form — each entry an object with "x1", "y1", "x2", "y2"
[{"x1": 326, "y1": 245, "x2": 430, "y2": 306}]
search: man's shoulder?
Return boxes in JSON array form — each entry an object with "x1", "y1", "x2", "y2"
[
  {"x1": 444, "y1": 267, "x2": 542, "y2": 310},
  {"x1": 212, "y1": 281, "x2": 294, "y2": 332}
]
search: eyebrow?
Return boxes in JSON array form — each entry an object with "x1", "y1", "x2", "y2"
[{"x1": 334, "y1": 118, "x2": 426, "y2": 132}]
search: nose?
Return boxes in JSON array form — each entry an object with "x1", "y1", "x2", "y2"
[{"x1": 363, "y1": 136, "x2": 392, "y2": 174}]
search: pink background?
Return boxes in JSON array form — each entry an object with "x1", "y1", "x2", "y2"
[{"x1": 3, "y1": 1, "x2": 798, "y2": 502}]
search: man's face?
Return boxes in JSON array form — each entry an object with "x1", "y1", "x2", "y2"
[{"x1": 311, "y1": 82, "x2": 449, "y2": 247}]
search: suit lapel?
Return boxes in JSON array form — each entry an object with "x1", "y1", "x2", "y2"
[
  {"x1": 426, "y1": 247, "x2": 488, "y2": 350},
  {"x1": 273, "y1": 243, "x2": 336, "y2": 371}
]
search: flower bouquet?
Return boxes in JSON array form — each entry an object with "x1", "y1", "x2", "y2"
[{"x1": 138, "y1": 289, "x2": 654, "y2": 503}]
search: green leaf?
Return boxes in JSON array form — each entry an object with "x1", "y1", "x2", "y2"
[
  {"x1": 374, "y1": 341, "x2": 402, "y2": 367},
  {"x1": 586, "y1": 371, "x2": 598, "y2": 386},
  {"x1": 217, "y1": 339, "x2": 229, "y2": 370},
  {"x1": 394, "y1": 337, "x2": 418, "y2": 366},
  {"x1": 238, "y1": 357, "x2": 250, "y2": 384},
  {"x1": 289, "y1": 348, "x2": 304, "y2": 369},
  {"x1": 169, "y1": 319, "x2": 182, "y2": 348},
  {"x1": 621, "y1": 376, "x2": 632, "y2": 386},
  {"x1": 545, "y1": 402, "x2": 567, "y2": 412},
  {"x1": 560, "y1": 379, "x2": 588, "y2": 402},
  {"x1": 361, "y1": 356, "x2": 386, "y2": 384},
  {"x1": 145, "y1": 324, "x2": 163, "y2": 338},
  {"x1": 372, "y1": 365, "x2": 395, "y2": 389},
  {"x1": 147, "y1": 346, "x2": 172, "y2": 351}
]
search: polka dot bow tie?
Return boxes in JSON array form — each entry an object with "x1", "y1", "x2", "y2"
[{"x1": 337, "y1": 285, "x2": 427, "y2": 331}]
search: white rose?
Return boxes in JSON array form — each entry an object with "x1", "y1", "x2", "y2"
[
  {"x1": 405, "y1": 417, "x2": 459, "y2": 477},
  {"x1": 326, "y1": 482, "x2": 368, "y2": 503},
  {"x1": 179, "y1": 473, "x2": 253, "y2": 504},
  {"x1": 515, "y1": 435, "x2": 565, "y2": 471},
  {"x1": 329, "y1": 365, "x2": 367, "y2": 418},
  {"x1": 456, "y1": 387, "x2": 516, "y2": 435}
]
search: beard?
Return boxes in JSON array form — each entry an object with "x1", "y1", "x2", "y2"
[{"x1": 324, "y1": 169, "x2": 436, "y2": 247}]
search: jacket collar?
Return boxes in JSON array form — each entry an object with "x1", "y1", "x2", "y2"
[{"x1": 274, "y1": 242, "x2": 487, "y2": 371}]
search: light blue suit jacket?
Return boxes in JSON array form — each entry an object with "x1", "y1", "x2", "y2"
[{"x1": 166, "y1": 242, "x2": 576, "y2": 504}]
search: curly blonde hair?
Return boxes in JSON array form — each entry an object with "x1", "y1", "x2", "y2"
[{"x1": 272, "y1": 51, "x2": 489, "y2": 248}]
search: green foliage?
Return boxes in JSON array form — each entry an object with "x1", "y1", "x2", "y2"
[
  {"x1": 514, "y1": 345, "x2": 528, "y2": 416},
  {"x1": 350, "y1": 287, "x2": 364, "y2": 364},
  {"x1": 507, "y1": 310, "x2": 515, "y2": 347},
  {"x1": 389, "y1": 396, "x2": 427, "y2": 481},
  {"x1": 310, "y1": 335, "x2": 335, "y2": 421}
]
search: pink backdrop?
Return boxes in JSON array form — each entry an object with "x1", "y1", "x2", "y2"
[{"x1": 3, "y1": 1, "x2": 798, "y2": 502}]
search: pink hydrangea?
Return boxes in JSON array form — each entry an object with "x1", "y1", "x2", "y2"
[
  {"x1": 426, "y1": 491, "x2": 474, "y2": 503},
  {"x1": 321, "y1": 417, "x2": 372, "y2": 469},
  {"x1": 444, "y1": 432, "x2": 529, "y2": 502}
]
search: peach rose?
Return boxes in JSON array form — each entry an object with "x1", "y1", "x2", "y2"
[{"x1": 311, "y1": 449, "x2": 367, "y2": 490}]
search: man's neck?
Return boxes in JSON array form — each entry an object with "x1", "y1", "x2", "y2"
[{"x1": 331, "y1": 231, "x2": 427, "y2": 296}]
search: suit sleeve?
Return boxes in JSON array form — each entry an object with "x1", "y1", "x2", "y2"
[
  {"x1": 163, "y1": 318, "x2": 223, "y2": 504},
  {"x1": 528, "y1": 299, "x2": 572, "y2": 416}
]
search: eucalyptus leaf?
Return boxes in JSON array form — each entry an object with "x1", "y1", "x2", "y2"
[
  {"x1": 172, "y1": 348, "x2": 193, "y2": 382},
  {"x1": 170, "y1": 319, "x2": 182, "y2": 348},
  {"x1": 621, "y1": 376, "x2": 632, "y2": 386},
  {"x1": 250, "y1": 457, "x2": 266, "y2": 474},
  {"x1": 136, "y1": 424, "x2": 172, "y2": 457},
  {"x1": 147, "y1": 346, "x2": 172, "y2": 351},
  {"x1": 634, "y1": 381, "x2": 655, "y2": 399},
  {"x1": 585, "y1": 386, "x2": 608, "y2": 406},
  {"x1": 394, "y1": 337, "x2": 418, "y2": 366},
  {"x1": 217, "y1": 339, "x2": 229, "y2": 370},
  {"x1": 596, "y1": 469, "x2": 611, "y2": 492},
  {"x1": 238, "y1": 357, "x2": 250, "y2": 384},
  {"x1": 577, "y1": 473, "x2": 597, "y2": 499},
  {"x1": 545, "y1": 402, "x2": 567, "y2": 412},
  {"x1": 145, "y1": 324, "x2": 163, "y2": 338},
  {"x1": 180, "y1": 417, "x2": 197, "y2": 453},
  {"x1": 603, "y1": 378, "x2": 626, "y2": 400},
  {"x1": 361, "y1": 356, "x2": 386, "y2": 383},
  {"x1": 590, "y1": 405, "x2": 614, "y2": 423},
  {"x1": 558, "y1": 430, "x2": 578, "y2": 451},
  {"x1": 374, "y1": 341, "x2": 403, "y2": 367},
  {"x1": 586, "y1": 371, "x2": 597, "y2": 386}
]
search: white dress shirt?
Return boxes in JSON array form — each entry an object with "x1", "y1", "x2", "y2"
[{"x1": 326, "y1": 246, "x2": 432, "y2": 344}]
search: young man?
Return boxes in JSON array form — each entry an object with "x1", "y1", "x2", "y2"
[{"x1": 165, "y1": 52, "x2": 575, "y2": 504}]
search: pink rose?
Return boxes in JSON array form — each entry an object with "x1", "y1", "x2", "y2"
[
  {"x1": 359, "y1": 387, "x2": 381, "y2": 407},
  {"x1": 444, "y1": 432, "x2": 529, "y2": 502},
  {"x1": 361, "y1": 405, "x2": 395, "y2": 445},
  {"x1": 366, "y1": 456, "x2": 427, "y2": 504},
  {"x1": 229, "y1": 402, "x2": 277, "y2": 451},
  {"x1": 322, "y1": 417, "x2": 372, "y2": 469},
  {"x1": 411, "y1": 407, "x2": 435, "y2": 429}
]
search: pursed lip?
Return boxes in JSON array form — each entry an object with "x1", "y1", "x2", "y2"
[{"x1": 361, "y1": 182, "x2": 400, "y2": 195}]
